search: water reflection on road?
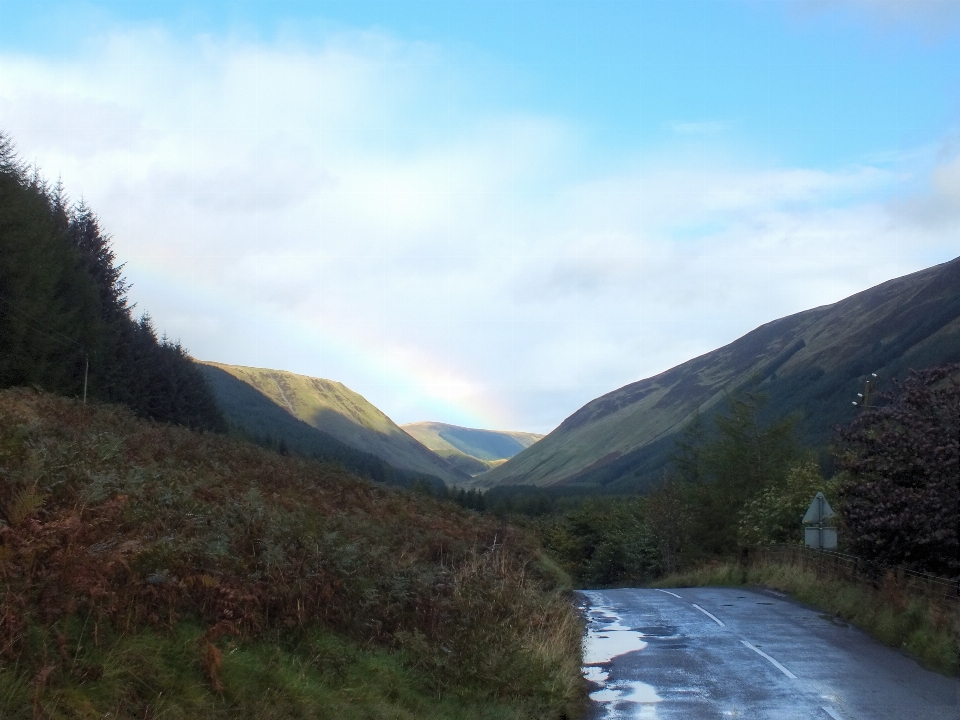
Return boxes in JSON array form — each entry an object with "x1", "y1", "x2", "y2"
[
  {"x1": 580, "y1": 587, "x2": 960, "y2": 720},
  {"x1": 582, "y1": 591, "x2": 663, "y2": 718}
]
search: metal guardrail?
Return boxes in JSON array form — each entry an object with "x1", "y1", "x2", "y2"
[{"x1": 757, "y1": 544, "x2": 960, "y2": 610}]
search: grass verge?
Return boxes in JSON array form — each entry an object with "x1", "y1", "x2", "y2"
[
  {"x1": 0, "y1": 623, "x2": 555, "y2": 720},
  {"x1": 0, "y1": 389, "x2": 585, "y2": 718},
  {"x1": 652, "y1": 559, "x2": 959, "y2": 676}
]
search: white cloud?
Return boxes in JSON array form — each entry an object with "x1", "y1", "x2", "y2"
[{"x1": 1, "y1": 27, "x2": 957, "y2": 433}]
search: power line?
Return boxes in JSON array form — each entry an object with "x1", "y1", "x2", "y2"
[{"x1": 0, "y1": 295, "x2": 87, "y2": 351}]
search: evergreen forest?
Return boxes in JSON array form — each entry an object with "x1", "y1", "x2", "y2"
[{"x1": 0, "y1": 133, "x2": 224, "y2": 430}]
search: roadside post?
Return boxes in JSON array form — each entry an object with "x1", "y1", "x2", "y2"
[{"x1": 802, "y1": 492, "x2": 836, "y2": 550}]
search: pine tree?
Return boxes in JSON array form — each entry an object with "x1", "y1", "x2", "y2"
[{"x1": 0, "y1": 131, "x2": 225, "y2": 431}]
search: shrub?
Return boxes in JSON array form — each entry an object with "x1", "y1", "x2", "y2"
[
  {"x1": 836, "y1": 365, "x2": 959, "y2": 577},
  {"x1": 0, "y1": 389, "x2": 583, "y2": 718}
]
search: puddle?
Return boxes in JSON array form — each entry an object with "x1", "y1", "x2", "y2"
[
  {"x1": 582, "y1": 593, "x2": 664, "y2": 718},
  {"x1": 584, "y1": 666, "x2": 610, "y2": 685},
  {"x1": 589, "y1": 681, "x2": 663, "y2": 718},
  {"x1": 636, "y1": 625, "x2": 676, "y2": 638},
  {"x1": 583, "y1": 604, "x2": 648, "y2": 665}
]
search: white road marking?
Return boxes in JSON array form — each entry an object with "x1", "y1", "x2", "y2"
[
  {"x1": 656, "y1": 589, "x2": 682, "y2": 599},
  {"x1": 741, "y1": 640, "x2": 798, "y2": 679},
  {"x1": 822, "y1": 707, "x2": 844, "y2": 720},
  {"x1": 692, "y1": 603, "x2": 726, "y2": 627}
]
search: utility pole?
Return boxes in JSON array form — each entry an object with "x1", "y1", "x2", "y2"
[
  {"x1": 83, "y1": 354, "x2": 89, "y2": 404},
  {"x1": 852, "y1": 373, "x2": 877, "y2": 409}
]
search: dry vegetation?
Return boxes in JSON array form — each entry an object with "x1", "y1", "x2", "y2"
[{"x1": 0, "y1": 389, "x2": 584, "y2": 719}]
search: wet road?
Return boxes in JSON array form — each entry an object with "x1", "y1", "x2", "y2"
[{"x1": 580, "y1": 587, "x2": 959, "y2": 720}]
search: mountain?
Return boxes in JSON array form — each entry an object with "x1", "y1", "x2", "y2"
[
  {"x1": 480, "y1": 256, "x2": 960, "y2": 492},
  {"x1": 199, "y1": 363, "x2": 470, "y2": 486},
  {"x1": 401, "y1": 422, "x2": 544, "y2": 476}
]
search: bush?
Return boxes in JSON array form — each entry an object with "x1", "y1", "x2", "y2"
[
  {"x1": 836, "y1": 365, "x2": 959, "y2": 577},
  {"x1": 738, "y1": 457, "x2": 836, "y2": 546},
  {"x1": 0, "y1": 389, "x2": 584, "y2": 718}
]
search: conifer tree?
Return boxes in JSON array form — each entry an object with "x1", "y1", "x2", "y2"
[{"x1": 0, "y1": 130, "x2": 225, "y2": 431}]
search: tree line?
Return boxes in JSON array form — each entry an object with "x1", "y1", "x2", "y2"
[
  {"x1": 0, "y1": 132, "x2": 224, "y2": 430},
  {"x1": 476, "y1": 366, "x2": 958, "y2": 587}
]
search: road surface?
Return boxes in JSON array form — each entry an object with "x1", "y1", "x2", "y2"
[{"x1": 580, "y1": 587, "x2": 959, "y2": 720}]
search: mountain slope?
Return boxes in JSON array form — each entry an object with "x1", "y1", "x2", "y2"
[
  {"x1": 401, "y1": 422, "x2": 543, "y2": 476},
  {"x1": 481, "y1": 256, "x2": 960, "y2": 491},
  {"x1": 200, "y1": 363, "x2": 470, "y2": 486}
]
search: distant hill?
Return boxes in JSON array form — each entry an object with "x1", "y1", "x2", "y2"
[
  {"x1": 401, "y1": 422, "x2": 543, "y2": 476},
  {"x1": 200, "y1": 363, "x2": 470, "y2": 486},
  {"x1": 480, "y1": 256, "x2": 960, "y2": 492}
]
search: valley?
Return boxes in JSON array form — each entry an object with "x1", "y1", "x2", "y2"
[
  {"x1": 2, "y1": 114, "x2": 959, "y2": 720},
  {"x1": 401, "y1": 421, "x2": 543, "y2": 476}
]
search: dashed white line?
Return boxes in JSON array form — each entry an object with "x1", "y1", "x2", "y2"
[
  {"x1": 822, "y1": 707, "x2": 844, "y2": 720},
  {"x1": 741, "y1": 640, "x2": 797, "y2": 679},
  {"x1": 655, "y1": 589, "x2": 682, "y2": 599},
  {"x1": 692, "y1": 604, "x2": 726, "y2": 627}
]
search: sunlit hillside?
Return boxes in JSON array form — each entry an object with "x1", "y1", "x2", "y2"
[
  {"x1": 200, "y1": 363, "x2": 470, "y2": 486},
  {"x1": 402, "y1": 422, "x2": 544, "y2": 476}
]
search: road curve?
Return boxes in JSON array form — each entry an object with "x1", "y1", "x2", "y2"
[{"x1": 580, "y1": 587, "x2": 959, "y2": 720}]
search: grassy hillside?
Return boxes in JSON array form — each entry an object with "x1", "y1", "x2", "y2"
[
  {"x1": 200, "y1": 363, "x2": 470, "y2": 486},
  {"x1": 200, "y1": 363, "x2": 446, "y2": 488},
  {"x1": 0, "y1": 389, "x2": 584, "y2": 719},
  {"x1": 402, "y1": 422, "x2": 543, "y2": 477},
  {"x1": 482, "y1": 256, "x2": 960, "y2": 491}
]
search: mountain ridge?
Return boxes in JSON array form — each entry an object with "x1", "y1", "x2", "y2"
[
  {"x1": 200, "y1": 362, "x2": 470, "y2": 486},
  {"x1": 481, "y1": 256, "x2": 960, "y2": 491}
]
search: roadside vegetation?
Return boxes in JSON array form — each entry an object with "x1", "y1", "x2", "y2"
[
  {"x1": 0, "y1": 390, "x2": 584, "y2": 719},
  {"x1": 479, "y1": 367, "x2": 959, "y2": 675},
  {"x1": 651, "y1": 558, "x2": 958, "y2": 676}
]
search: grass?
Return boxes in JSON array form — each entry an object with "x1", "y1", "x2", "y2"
[
  {"x1": 652, "y1": 558, "x2": 959, "y2": 676},
  {"x1": 0, "y1": 623, "x2": 551, "y2": 720},
  {"x1": 0, "y1": 389, "x2": 585, "y2": 718}
]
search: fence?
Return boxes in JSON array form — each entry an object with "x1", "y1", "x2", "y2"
[{"x1": 756, "y1": 544, "x2": 960, "y2": 612}]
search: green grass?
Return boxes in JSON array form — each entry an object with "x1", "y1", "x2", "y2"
[
  {"x1": 652, "y1": 560, "x2": 959, "y2": 676},
  {"x1": 1, "y1": 623, "x2": 553, "y2": 720}
]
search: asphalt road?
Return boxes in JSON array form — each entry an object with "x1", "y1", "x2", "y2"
[{"x1": 580, "y1": 587, "x2": 959, "y2": 720}]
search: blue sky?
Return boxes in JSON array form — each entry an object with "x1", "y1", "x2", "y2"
[
  {"x1": 1, "y1": 0, "x2": 959, "y2": 431},
  {"x1": 5, "y1": 0, "x2": 958, "y2": 167}
]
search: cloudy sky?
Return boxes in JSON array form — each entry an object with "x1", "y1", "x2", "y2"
[{"x1": 1, "y1": 0, "x2": 959, "y2": 433}]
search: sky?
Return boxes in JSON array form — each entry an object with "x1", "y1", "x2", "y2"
[{"x1": 1, "y1": 0, "x2": 959, "y2": 433}]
